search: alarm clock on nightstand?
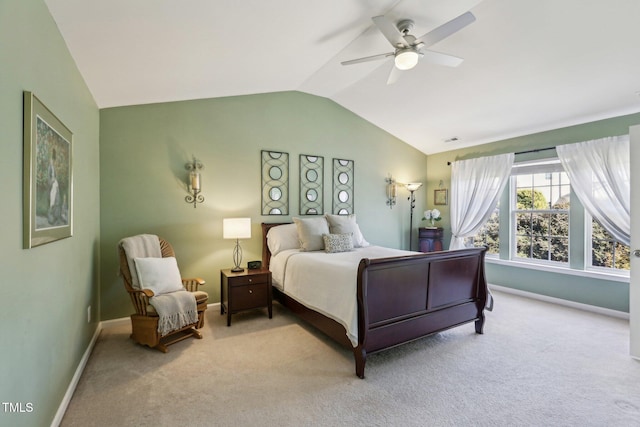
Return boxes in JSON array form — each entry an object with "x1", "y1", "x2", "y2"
[{"x1": 247, "y1": 260, "x2": 262, "y2": 270}]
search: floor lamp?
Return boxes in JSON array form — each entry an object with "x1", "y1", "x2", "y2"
[{"x1": 406, "y1": 183, "x2": 423, "y2": 250}]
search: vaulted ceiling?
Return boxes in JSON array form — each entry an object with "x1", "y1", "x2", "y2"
[{"x1": 45, "y1": 0, "x2": 640, "y2": 154}]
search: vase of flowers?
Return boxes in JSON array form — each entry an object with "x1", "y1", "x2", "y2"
[{"x1": 422, "y1": 209, "x2": 442, "y2": 227}]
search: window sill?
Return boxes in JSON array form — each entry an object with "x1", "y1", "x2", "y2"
[{"x1": 485, "y1": 256, "x2": 629, "y2": 283}]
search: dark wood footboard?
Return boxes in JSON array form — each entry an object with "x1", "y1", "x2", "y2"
[
  {"x1": 355, "y1": 247, "x2": 487, "y2": 378},
  {"x1": 262, "y1": 223, "x2": 488, "y2": 379}
]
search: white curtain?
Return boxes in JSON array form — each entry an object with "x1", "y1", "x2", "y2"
[
  {"x1": 556, "y1": 135, "x2": 630, "y2": 246},
  {"x1": 449, "y1": 153, "x2": 514, "y2": 250}
]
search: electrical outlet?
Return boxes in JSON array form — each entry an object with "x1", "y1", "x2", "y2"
[{"x1": 87, "y1": 305, "x2": 91, "y2": 323}]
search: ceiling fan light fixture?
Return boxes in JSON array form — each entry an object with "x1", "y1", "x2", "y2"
[{"x1": 395, "y1": 49, "x2": 419, "y2": 70}]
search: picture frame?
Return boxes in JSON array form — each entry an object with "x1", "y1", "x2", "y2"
[
  {"x1": 434, "y1": 189, "x2": 448, "y2": 206},
  {"x1": 23, "y1": 91, "x2": 73, "y2": 248}
]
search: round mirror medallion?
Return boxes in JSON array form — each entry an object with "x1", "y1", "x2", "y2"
[
  {"x1": 269, "y1": 166, "x2": 282, "y2": 180},
  {"x1": 269, "y1": 187, "x2": 282, "y2": 201}
]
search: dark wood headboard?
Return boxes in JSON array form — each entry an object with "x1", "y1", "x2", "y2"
[{"x1": 261, "y1": 222, "x2": 291, "y2": 270}]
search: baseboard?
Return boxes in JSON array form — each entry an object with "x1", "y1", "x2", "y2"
[
  {"x1": 489, "y1": 283, "x2": 629, "y2": 320},
  {"x1": 50, "y1": 323, "x2": 102, "y2": 427},
  {"x1": 99, "y1": 316, "x2": 129, "y2": 328}
]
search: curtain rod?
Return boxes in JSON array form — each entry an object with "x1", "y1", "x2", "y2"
[
  {"x1": 447, "y1": 146, "x2": 556, "y2": 165},
  {"x1": 514, "y1": 146, "x2": 556, "y2": 156}
]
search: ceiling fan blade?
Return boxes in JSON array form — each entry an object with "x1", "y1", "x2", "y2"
[
  {"x1": 421, "y1": 50, "x2": 464, "y2": 67},
  {"x1": 341, "y1": 52, "x2": 394, "y2": 66},
  {"x1": 372, "y1": 15, "x2": 409, "y2": 48},
  {"x1": 417, "y1": 11, "x2": 475, "y2": 49},
  {"x1": 386, "y1": 65, "x2": 403, "y2": 85}
]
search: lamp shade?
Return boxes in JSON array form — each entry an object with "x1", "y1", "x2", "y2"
[
  {"x1": 223, "y1": 218, "x2": 251, "y2": 239},
  {"x1": 405, "y1": 182, "x2": 423, "y2": 192}
]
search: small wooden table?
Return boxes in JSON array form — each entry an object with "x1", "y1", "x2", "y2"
[
  {"x1": 220, "y1": 268, "x2": 272, "y2": 326},
  {"x1": 419, "y1": 227, "x2": 444, "y2": 252}
]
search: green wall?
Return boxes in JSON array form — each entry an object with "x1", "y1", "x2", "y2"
[
  {"x1": 0, "y1": 1, "x2": 101, "y2": 426},
  {"x1": 99, "y1": 92, "x2": 429, "y2": 320},
  {"x1": 426, "y1": 113, "x2": 640, "y2": 312}
]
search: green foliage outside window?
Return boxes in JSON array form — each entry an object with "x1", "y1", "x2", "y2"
[
  {"x1": 517, "y1": 188, "x2": 548, "y2": 209},
  {"x1": 591, "y1": 219, "x2": 630, "y2": 270},
  {"x1": 468, "y1": 209, "x2": 500, "y2": 255},
  {"x1": 515, "y1": 187, "x2": 569, "y2": 263}
]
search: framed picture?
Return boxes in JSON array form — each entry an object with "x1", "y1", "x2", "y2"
[
  {"x1": 434, "y1": 189, "x2": 448, "y2": 206},
  {"x1": 23, "y1": 91, "x2": 73, "y2": 248}
]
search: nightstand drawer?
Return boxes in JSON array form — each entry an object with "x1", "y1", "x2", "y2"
[
  {"x1": 230, "y1": 283, "x2": 269, "y2": 311},
  {"x1": 228, "y1": 273, "x2": 269, "y2": 286}
]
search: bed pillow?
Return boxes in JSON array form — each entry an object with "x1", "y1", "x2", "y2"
[
  {"x1": 293, "y1": 217, "x2": 330, "y2": 251},
  {"x1": 323, "y1": 233, "x2": 354, "y2": 253},
  {"x1": 324, "y1": 214, "x2": 370, "y2": 247},
  {"x1": 133, "y1": 257, "x2": 184, "y2": 295},
  {"x1": 267, "y1": 223, "x2": 300, "y2": 256}
]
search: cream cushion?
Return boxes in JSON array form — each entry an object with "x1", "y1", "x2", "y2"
[
  {"x1": 134, "y1": 257, "x2": 184, "y2": 295},
  {"x1": 266, "y1": 223, "x2": 300, "y2": 256},
  {"x1": 293, "y1": 217, "x2": 330, "y2": 251},
  {"x1": 324, "y1": 214, "x2": 370, "y2": 247}
]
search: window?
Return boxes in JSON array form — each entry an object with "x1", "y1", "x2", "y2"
[
  {"x1": 589, "y1": 217, "x2": 630, "y2": 271},
  {"x1": 465, "y1": 204, "x2": 500, "y2": 255},
  {"x1": 466, "y1": 156, "x2": 628, "y2": 275},
  {"x1": 511, "y1": 160, "x2": 570, "y2": 264}
]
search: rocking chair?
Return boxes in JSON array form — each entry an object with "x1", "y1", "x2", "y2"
[{"x1": 118, "y1": 235, "x2": 208, "y2": 352}]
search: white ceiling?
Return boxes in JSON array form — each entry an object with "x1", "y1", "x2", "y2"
[{"x1": 45, "y1": 0, "x2": 640, "y2": 154}]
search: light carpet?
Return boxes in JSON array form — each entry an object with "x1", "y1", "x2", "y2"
[{"x1": 61, "y1": 290, "x2": 640, "y2": 426}]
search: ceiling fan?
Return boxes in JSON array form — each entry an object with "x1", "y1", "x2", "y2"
[{"x1": 341, "y1": 11, "x2": 476, "y2": 84}]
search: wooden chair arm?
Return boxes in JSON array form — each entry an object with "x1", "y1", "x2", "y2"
[
  {"x1": 127, "y1": 288, "x2": 155, "y2": 315},
  {"x1": 182, "y1": 277, "x2": 206, "y2": 292}
]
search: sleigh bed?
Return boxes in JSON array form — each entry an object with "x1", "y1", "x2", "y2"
[{"x1": 262, "y1": 220, "x2": 488, "y2": 378}]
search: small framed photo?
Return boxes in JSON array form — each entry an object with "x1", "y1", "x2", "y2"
[
  {"x1": 23, "y1": 91, "x2": 73, "y2": 248},
  {"x1": 434, "y1": 189, "x2": 448, "y2": 206}
]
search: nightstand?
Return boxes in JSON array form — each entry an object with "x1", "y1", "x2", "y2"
[
  {"x1": 419, "y1": 227, "x2": 444, "y2": 252},
  {"x1": 220, "y1": 268, "x2": 272, "y2": 326}
]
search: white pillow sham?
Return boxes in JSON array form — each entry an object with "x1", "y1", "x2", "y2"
[
  {"x1": 134, "y1": 257, "x2": 184, "y2": 295},
  {"x1": 293, "y1": 217, "x2": 330, "y2": 251},
  {"x1": 324, "y1": 213, "x2": 369, "y2": 247},
  {"x1": 267, "y1": 223, "x2": 300, "y2": 256}
]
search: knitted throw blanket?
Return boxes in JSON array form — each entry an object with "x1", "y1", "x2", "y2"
[
  {"x1": 151, "y1": 290, "x2": 198, "y2": 335},
  {"x1": 120, "y1": 234, "x2": 162, "y2": 289}
]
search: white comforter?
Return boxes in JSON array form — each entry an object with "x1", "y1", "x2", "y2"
[{"x1": 270, "y1": 246, "x2": 416, "y2": 347}]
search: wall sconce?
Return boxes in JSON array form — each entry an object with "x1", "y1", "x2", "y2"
[
  {"x1": 185, "y1": 157, "x2": 204, "y2": 208},
  {"x1": 385, "y1": 174, "x2": 397, "y2": 208},
  {"x1": 405, "y1": 182, "x2": 423, "y2": 249},
  {"x1": 223, "y1": 218, "x2": 252, "y2": 272}
]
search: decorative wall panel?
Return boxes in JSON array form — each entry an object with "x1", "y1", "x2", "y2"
[
  {"x1": 332, "y1": 158, "x2": 354, "y2": 215},
  {"x1": 261, "y1": 150, "x2": 289, "y2": 215},
  {"x1": 299, "y1": 154, "x2": 324, "y2": 215}
]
